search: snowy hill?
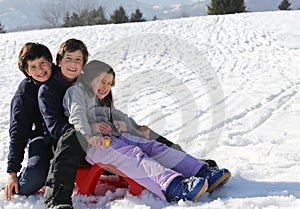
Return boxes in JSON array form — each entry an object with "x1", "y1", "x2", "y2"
[{"x1": 0, "y1": 10, "x2": 300, "y2": 209}]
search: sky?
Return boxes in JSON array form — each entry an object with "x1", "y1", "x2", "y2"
[
  {"x1": 0, "y1": 9, "x2": 300, "y2": 209},
  {"x1": 0, "y1": 0, "x2": 300, "y2": 31}
]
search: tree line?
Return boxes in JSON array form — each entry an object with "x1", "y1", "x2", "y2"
[
  {"x1": 62, "y1": 6, "x2": 146, "y2": 27},
  {"x1": 0, "y1": 0, "x2": 296, "y2": 33},
  {"x1": 0, "y1": 22, "x2": 5, "y2": 33},
  {"x1": 60, "y1": 0, "x2": 295, "y2": 27},
  {"x1": 207, "y1": 0, "x2": 293, "y2": 15},
  {"x1": 59, "y1": 0, "x2": 297, "y2": 27}
]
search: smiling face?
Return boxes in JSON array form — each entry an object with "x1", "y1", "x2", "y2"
[
  {"x1": 91, "y1": 73, "x2": 114, "y2": 100},
  {"x1": 59, "y1": 49, "x2": 84, "y2": 82},
  {"x1": 26, "y1": 57, "x2": 52, "y2": 82}
]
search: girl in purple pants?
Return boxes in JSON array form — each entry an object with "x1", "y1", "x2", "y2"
[{"x1": 63, "y1": 60, "x2": 230, "y2": 202}]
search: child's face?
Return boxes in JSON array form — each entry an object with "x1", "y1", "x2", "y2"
[
  {"x1": 91, "y1": 73, "x2": 114, "y2": 100},
  {"x1": 59, "y1": 49, "x2": 84, "y2": 82},
  {"x1": 26, "y1": 57, "x2": 52, "y2": 82}
]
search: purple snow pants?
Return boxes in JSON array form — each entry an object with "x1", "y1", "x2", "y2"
[{"x1": 85, "y1": 133, "x2": 207, "y2": 200}]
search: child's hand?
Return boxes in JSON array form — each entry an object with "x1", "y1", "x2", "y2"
[
  {"x1": 97, "y1": 122, "x2": 112, "y2": 135},
  {"x1": 114, "y1": 121, "x2": 127, "y2": 133},
  {"x1": 84, "y1": 134, "x2": 107, "y2": 148},
  {"x1": 136, "y1": 125, "x2": 150, "y2": 139},
  {"x1": 4, "y1": 172, "x2": 19, "y2": 201}
]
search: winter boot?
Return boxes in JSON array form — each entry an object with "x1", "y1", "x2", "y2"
[
  {"x1": 44, "y1": 182, "x2": 73, "y2": 209},
  {"x1": 197, "y1": 167, "x2": 231, "y2": 193},
  {"x1": 165, "y1": 176, "x2": 208, "y2": 202},
  {"x1": 204, "y1": 159, "x2": 219, "y2": 169}
]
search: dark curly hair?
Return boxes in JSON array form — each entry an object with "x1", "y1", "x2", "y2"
[{"x1": 18, "y1": 42, "x2": 52, "y2": 77}]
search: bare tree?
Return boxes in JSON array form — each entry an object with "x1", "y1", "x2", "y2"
[
  {"x1": 39, "y1": 0, "x2": 97, "y2": 28},
  {"x1": 70, "y1": 0, "x2": 96, "y2": 14},
  {"x1": 40, "y1": 0, "x2": 67, "y2": 28}
]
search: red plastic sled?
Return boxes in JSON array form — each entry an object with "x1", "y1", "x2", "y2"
[{"x1": 75, "y1": 163, "x2": 145, "y2": 196}]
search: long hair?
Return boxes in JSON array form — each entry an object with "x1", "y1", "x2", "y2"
[{"x1": 78, "y1": 60, "x2": 115, "y2": 107}]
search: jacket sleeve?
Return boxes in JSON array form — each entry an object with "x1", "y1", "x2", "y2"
[
  {"x1": 38, "y1": 84, "x2": 72, "y2": 139},
  {"x1": 63, "y1": 86, "x2": 92, "y2": 136},
  {"x1": 111, "y1": 106, "x2": 138, "y2": 134},
  {"x1": 129, "y1": 117, "x2": 139, "y2": 128},
  {"x1": 7, "y1": 90, "x2": 34, "y2": 173}
]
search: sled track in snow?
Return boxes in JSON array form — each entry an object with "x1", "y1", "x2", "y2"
[{"x1": 226, "y1": 84, "x2": 299, "y2": 139}]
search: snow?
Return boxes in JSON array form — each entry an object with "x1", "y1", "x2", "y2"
[{"x1": 1, "y1": 10, "x2": 300, "y2": 209}]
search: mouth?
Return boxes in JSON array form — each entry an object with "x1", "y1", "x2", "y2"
[
  {"x1": 97, "y1": 89, "x2": 107, "y2": 97},
  {"x1": 98, "y1": 90, "x2": 106, "y2": 95},
  {"x1": 38, "y1": 72, "x2": 47, "y2": 78},
  {"x1": 68, "y1": 68, "x2": 77, "y2": 72}
]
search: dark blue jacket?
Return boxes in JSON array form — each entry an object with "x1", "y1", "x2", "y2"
[
  {"x1": 7, "y1": 78, "x2": 45, "y2": 173},
  {"x1": 38, "y1": 70, "x2": 73, "y2": 140}
]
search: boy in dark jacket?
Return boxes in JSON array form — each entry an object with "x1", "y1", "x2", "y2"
[
  {"x1": 4, "y1": 43, "x2": 56, "y2": 201},
  {"x1": 38, "y1": 39, "x2": 90, "y2": 209}
]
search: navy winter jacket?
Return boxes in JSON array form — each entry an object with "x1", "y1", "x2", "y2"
[
  {"x1": 7, "y1": 77, "x2": 45, "y2": 173},
  {"x1": 38, "y1": 71, "x2": 73, "y2": 140}
]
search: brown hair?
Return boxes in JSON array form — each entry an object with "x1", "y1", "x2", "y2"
[
  {"x1": 56, "y1": 38, "x2": 89, "y2": 66},
  {"x1": 80, "y1": 60, "x2": 115, "y2": 86},
  {"x1": 18, "y1": 43, "x2": 52, "y2": 77},
  {"x1": 78, "y1": 60, "x2": 115, "y2": 105}
]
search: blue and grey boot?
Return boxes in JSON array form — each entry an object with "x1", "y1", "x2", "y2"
[
  {"x1": 165, "y1": 176, "x2": 208, "y2": 202},
  {"x1": 197, "y1": 167, "x2": 231, "y2": 193}
]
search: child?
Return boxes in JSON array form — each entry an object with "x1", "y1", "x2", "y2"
[
  {"x1": 63, "y1": 60, "x2": 231, "y2": 202},
  {"x1": 38, "y1": 38, "x2": 90, "y2": 209},
  {"x1": 39, "y1": 39, "x2": 224, "y2": 208},
  {"x1": 4, "y1": 43, "x2": 56, "y2": 201}
]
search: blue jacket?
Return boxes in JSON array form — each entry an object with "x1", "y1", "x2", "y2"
[
  {"x1": 38, "y1": 70, "x2": 73, "y2": 140},
  {"x1": 8, "y1": 77, "x2": 45, "y2": 173}
]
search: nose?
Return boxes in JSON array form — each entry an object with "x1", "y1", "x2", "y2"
[
  {"x1": 68, "y1": 59, "x2": 76, "y2": 67},
  {"x1": 101, "y1": 83, "x2": 111, "y2": 89},
  {"x1": 36, "y1": 65, "x2": 43, "y2": 72}
]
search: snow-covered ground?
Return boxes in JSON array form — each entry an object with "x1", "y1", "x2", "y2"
[{"x1": 0, "y1": 10, "x2": 300, "y2": 209}]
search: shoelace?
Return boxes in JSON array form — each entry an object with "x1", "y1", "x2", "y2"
[
  {"x1": 168, "y1": 176, "x2": 199, "y2": 200},
  {"x1": 206, "y1": 167, "x2": 219, "y2": 178}
]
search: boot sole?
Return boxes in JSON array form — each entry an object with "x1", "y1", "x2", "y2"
[
  {"x1": 192, "y1": 179, "x2": 208, "y2": 201},
  {"x1": 207, "y1": 171, "x2": 231, "y2": 193}
]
